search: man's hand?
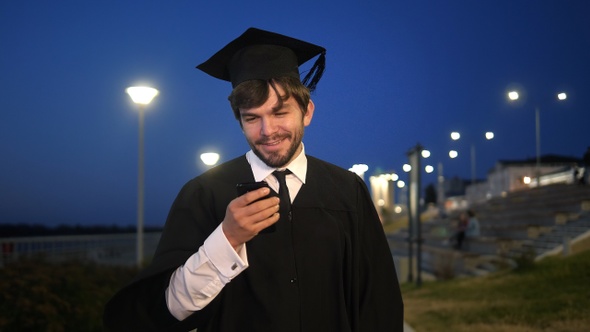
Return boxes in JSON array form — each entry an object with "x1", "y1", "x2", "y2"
[{"x1": 222, "y1": 187, "x2": 280, "y2": 249}]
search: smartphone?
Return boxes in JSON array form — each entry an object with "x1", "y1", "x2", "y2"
[{"x1": 236, "y1": 181, "x2": 275, "y2": 233}]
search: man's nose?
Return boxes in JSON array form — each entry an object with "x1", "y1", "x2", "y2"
[{"x1": 260, "y1": 117, "x2": 278, "y2": 136}]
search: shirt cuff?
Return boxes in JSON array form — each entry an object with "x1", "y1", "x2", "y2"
[{"x1": 203, "y1": 224, "x2": 248, "y2": 281}]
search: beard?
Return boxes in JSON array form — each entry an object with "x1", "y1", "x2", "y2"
[{"x1": 248, "y1": 126, "x2": 304, "y2": 168}]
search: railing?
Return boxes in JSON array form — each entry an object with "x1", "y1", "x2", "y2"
[{"x1": 0, "y1": 233, "x2": 161, "y2": 268}]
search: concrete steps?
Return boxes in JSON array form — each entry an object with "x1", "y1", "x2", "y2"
[{"x1": 389, "y1": 184, "x2": 590, "y2": 278}]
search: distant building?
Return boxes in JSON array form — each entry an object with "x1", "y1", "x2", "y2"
[
  {"x1": 369, "y1": 154, "x2": 582, "y2": 215},
  {"x1": 466, "y1": 154, "x2": 581, "y2": 205}
]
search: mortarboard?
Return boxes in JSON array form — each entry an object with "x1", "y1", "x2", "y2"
[{"x1": 196, "y1": 27, "x2": 326, "y2": 92}]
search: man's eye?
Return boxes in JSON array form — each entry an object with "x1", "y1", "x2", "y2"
[{"x1": 243, "y1": 117, "x2": 257, "y2": 122}]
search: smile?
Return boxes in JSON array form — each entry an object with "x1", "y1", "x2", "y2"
[
  {"x1": 264, "y1": 139, "x2": 283, "y2": 146},
  {"x1": 257, "y1": 135, "x2": 288, "y2": 146}
]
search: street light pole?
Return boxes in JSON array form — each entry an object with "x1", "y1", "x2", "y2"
[
  {"x1": 535, "y1": 106, "x2": 541, "y2": 186},
  {"x1": 437, "y1": 162, "x2": 445, "y2": 215},
  {"x1": 451, "y1": 132, "x2": 492, "y2": 185},
  {"x1": 508, "y1": 91, "x2": 566, "y2": 187},
  {"x1": 471, "y1": 143, "x2": 476, "y2": 185},
  {"x1": 407, "y1": 144, "x2": 423, "y2": 287},
  {"x1": 137, "y1": 104, "x2": 145, "y2": 267},
  {"x1": 126, "y1": 86, "x2": 159, "y2": 267}
]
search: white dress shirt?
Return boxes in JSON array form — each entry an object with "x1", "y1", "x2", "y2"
[{"x1": 166, "y1": 146, "x2": 307, "y2": 320}]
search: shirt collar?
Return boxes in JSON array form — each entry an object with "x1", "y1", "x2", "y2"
[{"x1": 246, "y1": 143, "x2": 307, "y2": 183}]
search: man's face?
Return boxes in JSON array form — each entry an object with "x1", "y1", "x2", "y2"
[{"x1": 239, "y1": 84, "x2": 314, "y2": 168}]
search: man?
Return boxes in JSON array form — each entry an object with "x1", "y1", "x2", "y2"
[
  {"x1": 104, "y1": 27, "x2": 403, "y2": 332},
  {"x1": 451, "y1": 211, "x2": 468, "y2": 250},
  {"x1": 465, "y1": 209, "x2": 480, "y2": 239}
]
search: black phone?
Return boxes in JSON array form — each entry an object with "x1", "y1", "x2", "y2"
[
  {"x1": 236, "y1": 181, "x2": 275, "y2": 233},
  {"x1": 236, "y1": 181, "x2": 270, "y2": 197}
]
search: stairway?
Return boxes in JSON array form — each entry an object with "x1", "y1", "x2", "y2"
[{"x1": 389, "y1": 184, "x2": 590, "y2": 278}]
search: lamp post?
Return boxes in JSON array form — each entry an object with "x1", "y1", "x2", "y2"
[
  {"x1": 508, "y1": 90, "x2": 567, "y2": 186},
  {"x1": 423, "y1": 148, "x2": 459, "y2": 217},
  {"x1": 406, "y1": 144, "x2": 424, "y2": 286},
  {"x1": 126, "y1": 86, "x2": 159, "y2": 267},
  {"x1": 450, "y1": 131, "x2": 494, "y2": 185}
]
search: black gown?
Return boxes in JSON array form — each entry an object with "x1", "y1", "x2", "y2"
[{"x1": 104, "y1": 155, "x2": 404, "y2": 332}]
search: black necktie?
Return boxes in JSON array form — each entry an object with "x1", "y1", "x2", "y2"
[{"x1": 273, "y1": 170, "x2": 292, "y2": 222}]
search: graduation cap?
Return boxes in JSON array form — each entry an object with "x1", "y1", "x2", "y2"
[{"x1": 196, "y1": 27, "x2": 326, "y2": 92}]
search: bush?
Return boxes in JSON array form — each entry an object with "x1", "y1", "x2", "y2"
[
  {"x1": 432, "y1": 250, "x2": 457, "y2": 280},
  {"x1": 513, "y1": 246, "x2": 537, "y2": 271},
  {"x1": 0, "y1": 258, "x2": 137, "y2": 332}
]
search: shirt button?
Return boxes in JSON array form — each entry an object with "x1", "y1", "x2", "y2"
[{"x1": 290, "y1": 278, "x2": 297, "y2": 283}]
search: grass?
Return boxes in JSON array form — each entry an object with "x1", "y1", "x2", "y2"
[{"x1": 401, "y1": 250, "x2": 590, "y2": 331}]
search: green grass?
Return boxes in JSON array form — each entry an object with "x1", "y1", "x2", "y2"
[
  {"x1": 401, "y1": 250, "x2": 590, "y2": 332},
  {"x1": 2, "y1": 247, "x2": 588, "y2": 331}
]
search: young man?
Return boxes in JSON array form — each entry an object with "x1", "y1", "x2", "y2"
[{"x1": 104, "y1": 27, "x2": 403, "y2": 332}]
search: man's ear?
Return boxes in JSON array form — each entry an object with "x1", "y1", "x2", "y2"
[{"x1": 303, "y1": 100, "x2": 315, "y2": 126}]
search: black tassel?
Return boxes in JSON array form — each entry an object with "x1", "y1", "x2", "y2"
[{"x1": 301, "y1": 52, "x2": 326, "y2": 93}]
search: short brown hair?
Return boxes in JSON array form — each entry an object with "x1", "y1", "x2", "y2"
[{"x1": 228, "y1": 76, "x2": 311, "y2": 121}]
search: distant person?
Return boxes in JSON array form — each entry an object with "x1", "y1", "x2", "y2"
[
  {"x1": 465, "y1": 209, "x2": 480, "y2": 238},
  {"x1": 103, "y1": 27, "x2": 403, "y2": 331},
  {"x1": 449, "y1": 212, "x2": 468, "y2": 250},
  {"x1": 573, "y1": 167, "x2": 582, "y2": 184}
]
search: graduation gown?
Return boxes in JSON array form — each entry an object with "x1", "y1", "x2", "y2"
[{"x1": 103, "y1": 155, "x2": 403, "y2": 332}]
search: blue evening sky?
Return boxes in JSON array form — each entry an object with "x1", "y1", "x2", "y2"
[{"x1": 1, "y1": 0, "x2": 589, "y2": 227}]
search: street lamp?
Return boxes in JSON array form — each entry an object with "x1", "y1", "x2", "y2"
[
  {"x1": 349, "y1": 164, "x2": 369, "y2": 181},
  {"x1": 421, "y1": 147, "x2": 456, "y2": 217},
  {"x1": 200, "y1": 152, "x2": 220, "y2": 166},
  {"x1": 450, "y1": 131, "x2": 494, "y2": 185},
  {"x1": 126, "y1": 86, "x2": 158, "y2": 267},
  {"x1": 508, "y1": 90, "x2": 567, "y2": 186}
]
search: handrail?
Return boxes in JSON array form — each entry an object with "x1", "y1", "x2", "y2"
[{"x1": 0, "y1": 232, "x2": 161, "y2": 268}]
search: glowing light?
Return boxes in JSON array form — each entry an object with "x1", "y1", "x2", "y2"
[
  {"x1": 380, "y1": 173, "x2": 399, "y2": 181},
  {"x1": 349, "y1": 164, "x2": 369, "y2": 176},
  {"x1": 557, "y1": 92, "x2": 567, "y2": 100},
  {"x1": 200, "y1": 152, "x2": 220, "y2": 166},
  {"x1": 449, "y1": 150, "x2": 458, "y2": 158},
  {"x1": 450, "y1": 132, "x2": 461, "y2": 140},
  {"x1": 523, "y1": 176, "x2": 531, "y2": 184},
  {"x1": 425, "y1": 165, "x2": 434, "y2": 173},
  {"x1": 403, "y1": 164, "x2": 412, "y2": 172},
  {"x1": 421, "y1": 150, "x2": 431, "y2": 158},
  {"x1": 508, "y1": 91, "x2": 519, "y2": 101},
  {"x1": 397, "y1": 180, "x2": 405, "y2": 188},
  {"x1": 485, "y1": 132, "x2": 494, "y2": 140},
  {"x1": 126, "y1": 86, "x2": 159, "y2": 105}
]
